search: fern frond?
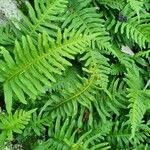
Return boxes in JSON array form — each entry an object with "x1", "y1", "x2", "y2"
[
  {"x1": 81, "y1": 120, "x2": 112, "y2": 144},
  {"x1": 135, "y1": 49, "x2": 150, "y2": 58},
  {"x1": 96, "y1": 0, "x2": 126, "y2": 10},
  {"x1": 40, "y1": 50, "x2": 110, "y2": 125},
  {"x1": 32, "y1": 117, "x2": 77, "y2": 149},
  {"x1": 62, "y1": 0, "x2": 112, "y2": 51},
  {"x1": 0, "y1": 0, "x2": 149, "y2": 148},
  {"x1": 45, "y1": 66, "x2": 81, "y2": 93},
  {"x1": 33, "y1": 117, "x2": 111, "y2": 150},
  {"x1": 80, "y1": 50, "x2": 110, "y2": 89},
  {"x1": 144, "y1": 0, "x2": 150, "y2": 11},
  {"x1": 134, "y1": 144, "x2": 150, "y2": 150},
  {"x1": 40, "y1": 77, "x2": 97, "y2": 124},
  {"x1": 108, "y1": 120, "x2": 150, "y2": 149},
  {"x1": 0, "y1": 25, "x2": 15, "y2": 46},
  {"x1": 107, "y1": 13, "x2": 150, "y2": 48},
  {"x1": 127, "y1": 85, "x2": 145, "y2": 137},
  {"x1": 23, "y1": 112, "x2": 51, "y2": 137},
  {"x1": 110, "y1": 63, "x2": 125, "y2": 75},
  {"x1": 0, "y1": 109, "x2": 36, "y2": 141},
  {"x1": 125, "y1": 65, "x2": 148, "y2": 137},
  {"x1": 0, "y1": 30, "x2": 92, "y2": 114},
  {"x1": 127, "y1": 0, "x2": 144, "y2": 18},
  {"x1": 14, "y1": 0, "x2": 68, "y2": 38},
  {"x1": 94, "y1": 78, "x2": 127, "y2": 121}
]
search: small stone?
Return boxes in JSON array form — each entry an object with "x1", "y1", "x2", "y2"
[
  {"x1": 121, "y1": 45, "x2": 134, "y2": 56},
  {"x1": 0, "y1": 0, "x2": 19, "y2": 24}
]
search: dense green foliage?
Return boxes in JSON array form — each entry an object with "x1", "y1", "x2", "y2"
[{"x1": 0, "y1": 0, "x2": 150, "y2": 149}]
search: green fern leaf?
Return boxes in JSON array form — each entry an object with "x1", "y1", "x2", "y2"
[
  {"x1": 40, "y1": 50, "x2": 110, "y2": 125},
  {"x1": 96, "y1": 0, "x2": 126, "y2": 10},
  {"x1": 107, "y1": 12, "x2": 150, "y2": 48},
  {"x1": 14, "y1": 0, "x2": 68, "y2": 38},
  {"x1": 80, "y1": 50, "x2": 110, "y2": 89},
  {"x1": 0, "y1": 109, "x2": 36, "y2": 141},
  {"x1": 94, "y1": 78, "x2": 127, "y2": 121},
  {"x1": 62, "y1": 0, "x2": 112, "y2": 51},
  {"x1": 108, "y1": 120, "x2": 150, "y2": 149},
  {"x1": 0, "y1": 25, "x2": 15, "y2": 46},
  {"x1": 0, "y1": 30, "x2": 92, "y2": 114},
  {"x1": 33, "y1": 117, "x2": 111, "y2": 150},
  {"x1": 135, "y1": 49, "x2": 150, "y2": 58},
  {"x1": 125, "y1": 65, "x2": 148, "y2": 137},
  {"x1": 127, "y1": 0, "x2": 144, "y2": 18}
]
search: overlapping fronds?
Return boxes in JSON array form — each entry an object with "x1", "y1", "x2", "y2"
[
  {"x1": 107, "y1": 12, "x2": 150, "y2": 48},
  {"x1": 108, "y1": 121, "x2": 150, "y2": 149},
  {"x1": 39, "y1": 50, "x2": 110, "y2": 125},
  {"x1": 0, "y1": 25, "x2": 15, "y2": 46},
  {"x1": 96, "y1": 0, "x2": 126, "y2": 10},
  {"x1": 94, "y1": 78, "x2": 127, "y2": 121},
  {"x1": 14, "y1": 0, "x2": 68, "y2": 38},
  {"x1": 45, "y1": 66, "x2": 81, "y2": 93},
  {"x1": 80, "y1": 50, "x2": 110, "y2": 89},
  {"x1": 0, "y1": 30, "x2": 92, "y2": 114},
  {"x1": 127, "y1": 0, "x2": 144, "y2": 17},
  {"x1": 23, "y1": 111, "x2": 51, "y2": 137},
  {"x1": 33, "y1": 117, "x2": 111, "y2": 150},
  {"x1": 0, "y1": 0, "x2": 150, "y2": 149},
  {"x1": 125, "y1": 65, "x2": 150, "y2": 137},
  {"x1": 62, "y1": 0, "x2": 112, "y2": 51},
  {"x1": 0, "y1": 109, "x2": 36, "y2": 144},
  {"x1": 110, "y1": 63, "x2": 125, "y2": 75}
]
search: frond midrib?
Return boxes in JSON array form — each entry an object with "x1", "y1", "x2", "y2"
[
  {"x1": 51, "y1": 74, "x2": 96, "y2": 111},
  {"x1": 50, "y1": 50, "x2": 105, "y2": 112},
  {"x1": 66, "y1": 8, "x2": 103, "y2": 39},
  {"x1": 29, "y1": 1, "x2": 60, "y2": 36},
  {"x1": 5, "y1": 36, "x2": 88, "y2": 83},
  {"x1": 72, "y1": 9, "x2": 111, "y2": 49},
  {"x1": 124, "y1": 21, "x2": 150, "y2": 42},
  {"x1": 51, "y1": 50, "x2": 97, "y2": 111},
  {"x1": 109, "y1": 130, "x2": 149, "y2": 138},
  {"x1": 3, "y1": 114, "x2": 29, "y2": 131}
]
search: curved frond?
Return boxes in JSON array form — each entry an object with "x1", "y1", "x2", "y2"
[
  {"x1": 0, "y1": 30, "x2": 92, "y2": 114},
  {"x1": 40, "y1": 50, "x2": 110, "y2": 125},
  {"x1": 80, "y1": 50, "x2": 110, "y2": 89},
  {"x1": 41, "y1": 76, "x2": 98, "y2": 124},
  {"x1": 62, "y1": 0, "x2": 112, "y2": 51},
  {"x1": 107, "y1": 13, "x2": 150, "y2": 48},
  {"x1": 125, "y1": 65, "x2": 148, "y2": 137},
  {"x1": 14, "y1": 0, "x2": 68, "y2": 38}
]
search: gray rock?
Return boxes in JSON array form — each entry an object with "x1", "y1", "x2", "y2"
[{"x1": 0, "y1": 0, "x2": 19, "y2": 24}]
